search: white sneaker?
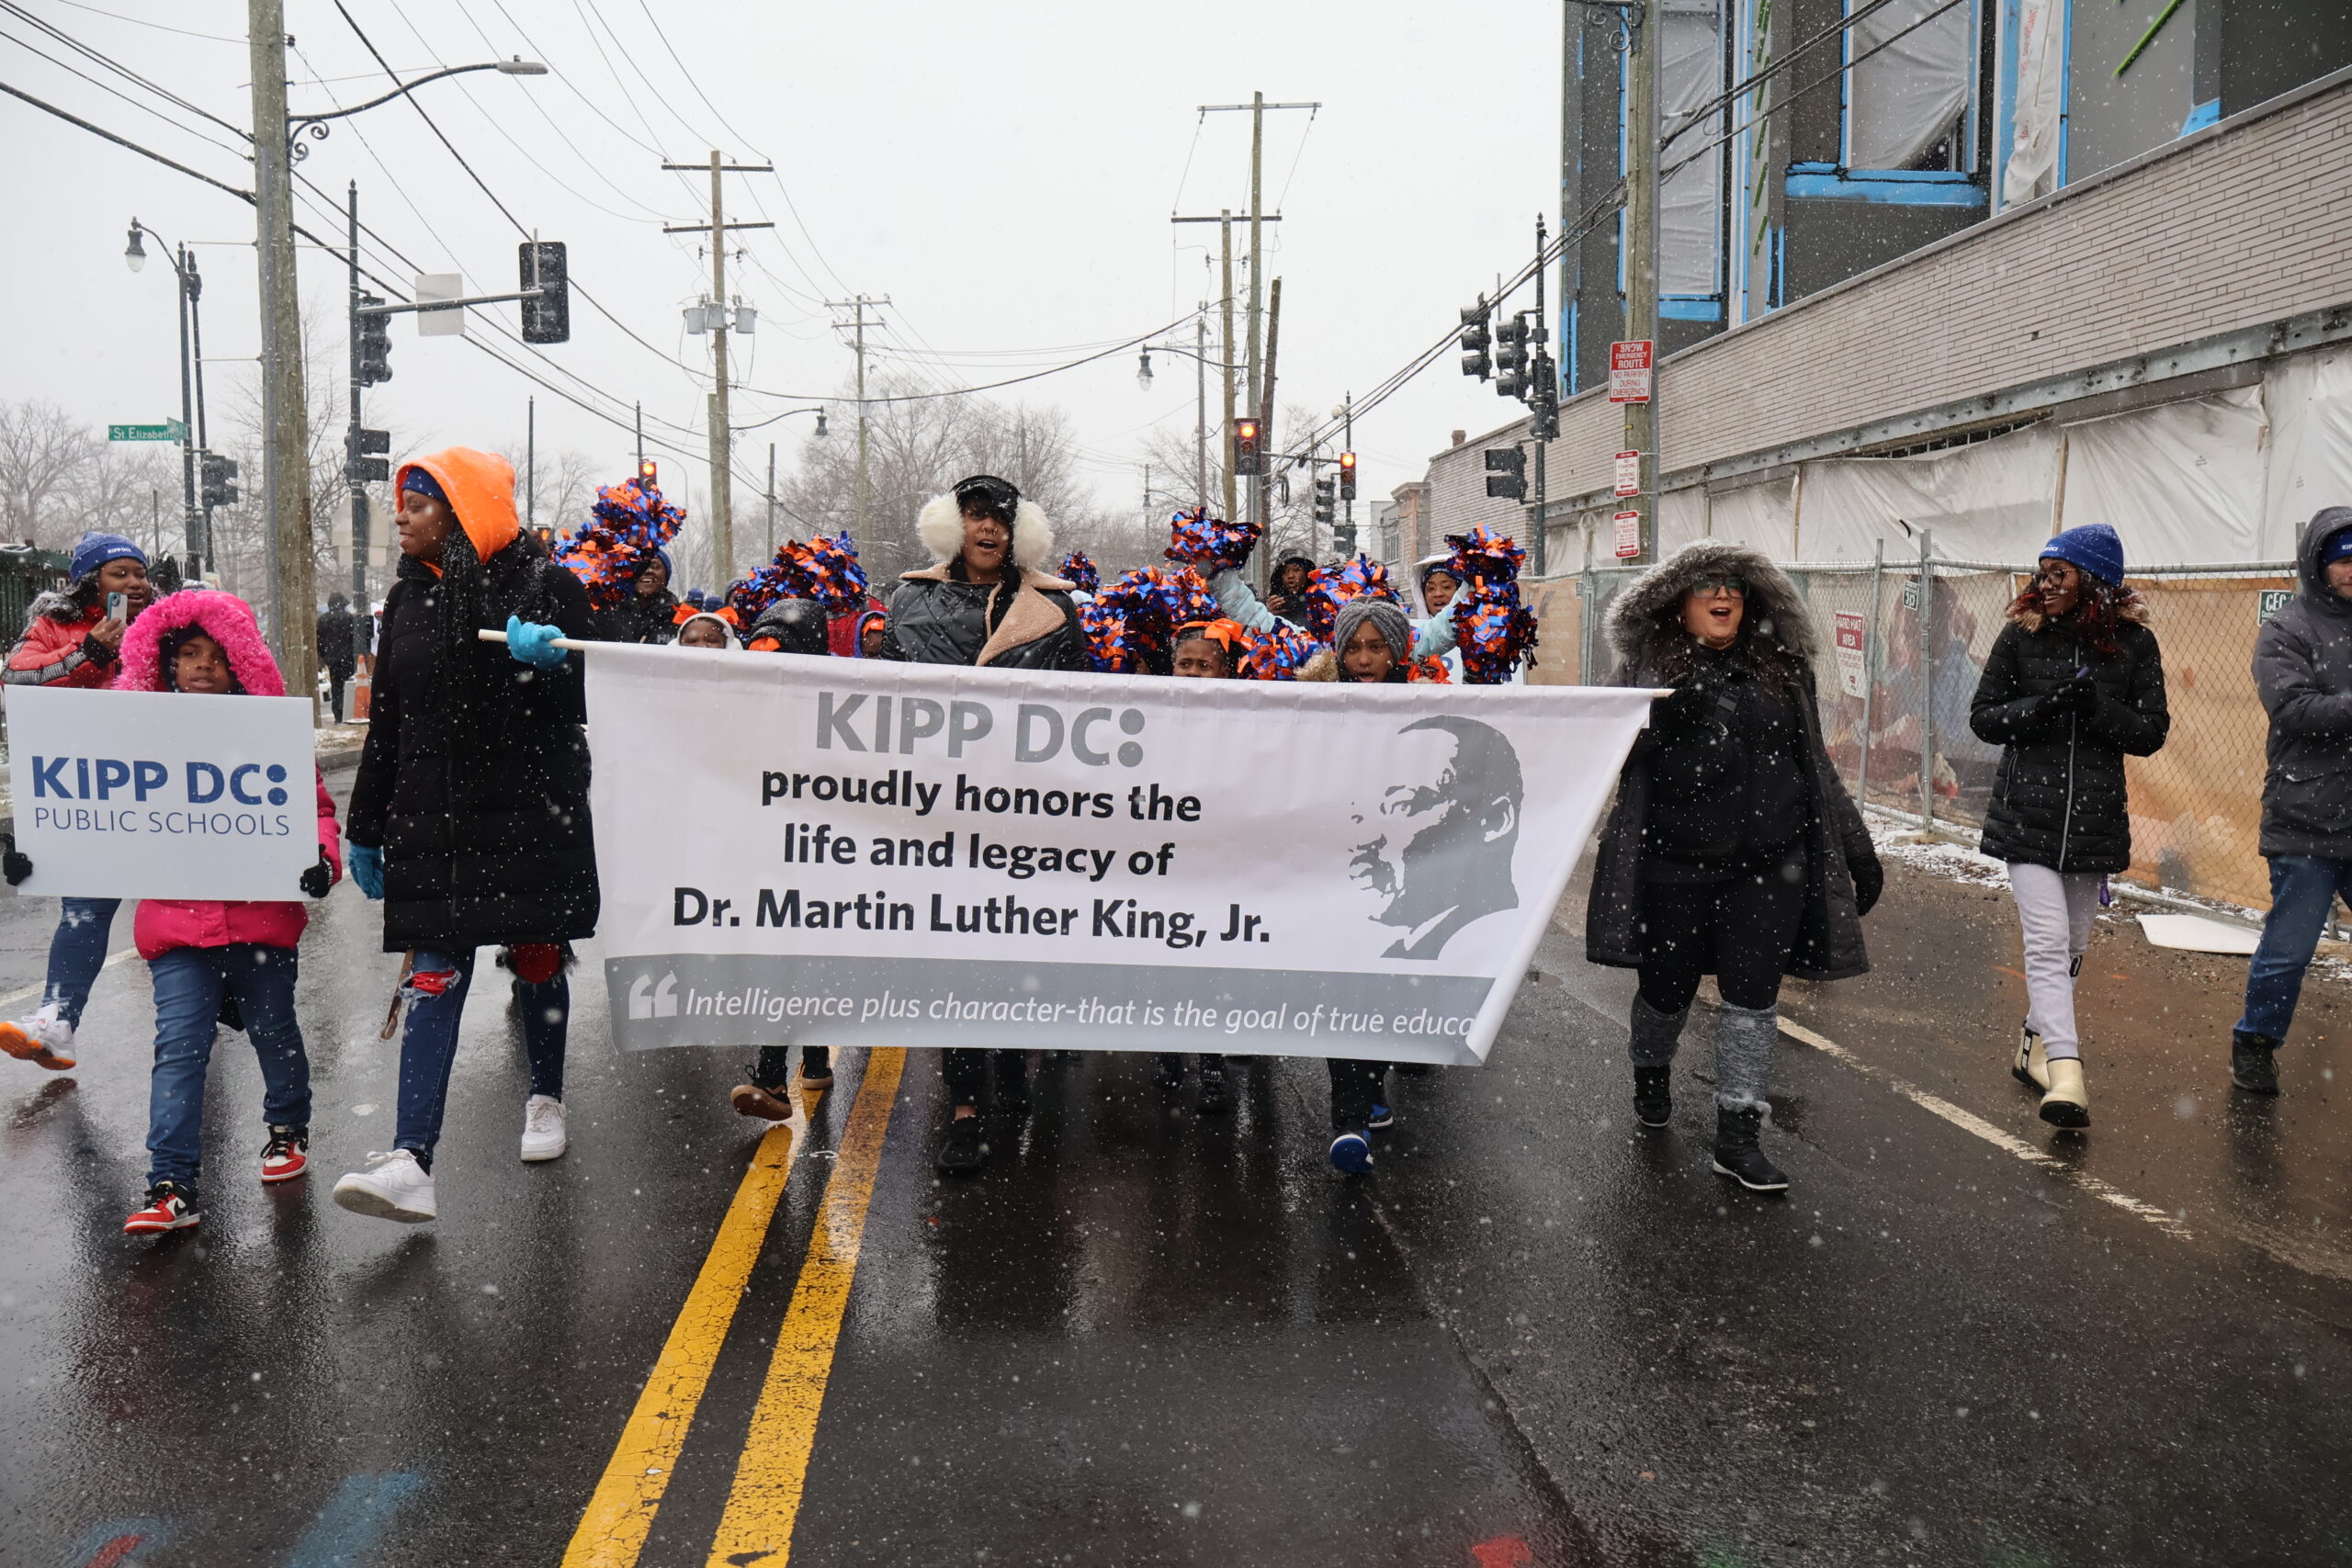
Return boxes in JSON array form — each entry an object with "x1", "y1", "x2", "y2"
[
  {"x1": 332, "y1": 1149, "x2": 437, "y2": 1223},
  {"x1": 0, "y1": 1003, "x2": 76, "y2": 1071},
  {"x1": 520, "y1": 1094, "x2": 568, "y2": 1162}
]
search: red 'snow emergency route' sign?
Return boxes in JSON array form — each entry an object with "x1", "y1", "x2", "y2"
[{"x1": 1609, "y1": 341, "x2": 1653, "y2": 403}]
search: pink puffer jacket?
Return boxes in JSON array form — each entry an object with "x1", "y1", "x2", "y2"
[{"x1": 111, "y1": 591, "x2": 345, "y2": 959}]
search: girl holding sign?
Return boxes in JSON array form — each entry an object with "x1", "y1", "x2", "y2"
[
  {"x1": 0, "y1": 532, "x2": 155, "y2": 1072},
  {"x1": 333, "y1": 448, "x2": 601, "y2": 1225},
  {"x1": 1584, "y1": 542, "x2": 1882, "y2": 1194},
  {"x1": 5, "y1": 591, "x2": 341, "y2": 1235}
]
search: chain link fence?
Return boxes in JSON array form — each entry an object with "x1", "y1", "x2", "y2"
[{"x1": 1546, "y1": 550, "x2": 2296, "y2": 915}]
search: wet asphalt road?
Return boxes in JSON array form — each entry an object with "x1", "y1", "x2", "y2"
[{"x1": 0, "y1": 776, "x2": 2347, "y2": 1567}]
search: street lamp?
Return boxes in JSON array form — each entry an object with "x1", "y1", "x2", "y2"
[
  {"x1": 288, "y1": 57, "x2": 548, "y2": 162},
  {"x1": 122, "y1": 218, "x2": 209, "y2": 575},
  {"x1": 1136, "y1": 348, "x2": 1153, "y2": 392},
  {"x1": 124, "y1": 223, "x2": 147, "y2": 272}
]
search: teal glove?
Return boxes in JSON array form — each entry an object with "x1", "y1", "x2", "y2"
[
  {"x1": 506, "y1": 615, "x2": 569, "y2": 669},
  {"x1": 349, "y1": 842, "x2": 386, "y2": 900}
]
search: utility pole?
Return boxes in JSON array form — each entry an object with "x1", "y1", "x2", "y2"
[
  {"x1": 1193, "y1": 307, "x2": 1209, "y2": 512},
  {"x1": 662, "y1": 152, "x2": 775, "y2": 585},
  {"x1": 345, "y1": 182, "x2": 367, "y2": 607},
  {"x1": 765, "y1": 442, "x2": 776, "y2": 561},
  {"x1": 825, "y1": 295, "x2": 889, "y2": 553},
  {"x1": 635, "y1": 402, "x2": 644, "y2": 473},
  {"x1": 526, "y1": 395, "x2": 537, "y2": 528},
  {"x1": 1260, "y1": 276, "x2": 1282, "y2": 558},
  {"x1": 249, "y1": 0, "x2": 315, "y2": 710},
  {"x1": 1220, "y1": 213, "x2": 1235, "y2": 525},
  {"x1": 1624, "y1": 0, "x2": 1660, "y2": 564}
]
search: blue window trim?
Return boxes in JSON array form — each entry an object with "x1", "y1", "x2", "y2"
[
  {"x1": 1659, "y1": 296, "x2": 1724, "y2": 322},
  {"x1": 2057, "y1": 0, "x2": 2073, "y2": 186},
  {"x1": 1566, "y1": 301, "x2": 1580, "y2": 395},
  {"x1": 1786, "y1": 164, "x2": 1989, "y2": 206},
  {"x1": 2181, "y1": 97, "x2": 2219, "y2": 135}
]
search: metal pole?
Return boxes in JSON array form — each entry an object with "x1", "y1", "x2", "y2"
[
  {"x1": 1858, "y1": 536, "x2": 1882, "y2": 806},
  {"x1": 174, "y1": 244, "x2": 198, "y2": 568},
  {"x1": 1218, "y1": 213, "x2": 1237, "y2": 528},
  {"x1": 1341, "y1": 392, "x2": 1354, "y2": 545},
  {"x1": 1532, "y1": 219, "x2": 1548, "y2": 576},
  {"x1": 1260, "y1": 277, "x2": 1282, "y2": 558},
  {"x1": 346, "y1": 182, "x2": 368, "y2": 606},
  {"x1": 250, "y1": 0, "x2": 316, "y2": 711},
  {"x1": 1194, "y1": 310, "x2": 1208, "y2": 512},
  {"x1": 1247, "y1": 94, "x2": 1265, "y2": 539},
  {"x1": 526, "y1": 395, "x2": 536, "y2": 528},
  {"x1": 854, "y1": 298, "x2": 869, "y2": 554},
  {"x1": 766, "y1": 442, "x2": 776, "y2": 562},
  {"x1": 187, "y1": 250, "x2": 210, "y2": 570},
  {"x1": 635, "y1": 401, "x2": 644, "y2": 472},
  {"x1": 1918, "y1": 527, "x2": 1935, "y2": 830},
  {"x1": 1624, "y1": 0, "x2": 1659, "y2": 564},
  {"x1": 707, "y1": 151, "x2": 734, "y2": 583}
]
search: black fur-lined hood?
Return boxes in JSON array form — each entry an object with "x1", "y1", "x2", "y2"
[{"x1": 1604, "y1": 539, "x2": 1818, "y2": 667}]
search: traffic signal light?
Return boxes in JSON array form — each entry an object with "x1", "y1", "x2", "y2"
[
  {"x1": 1495, "y1": 315, "x2": 1531, "y2": 400},
  {"x1": 1338, "y1": 450, "x2": 1357, "y2": 502},
  {"x1": 639, "y1": 458, "x2": 659, "y2": 486},
  {"x1": 346, "y1": 426, "x2": 390, "y2": 485},
  {"x1": 519, "y1": 241, "x2": 571, "y2": 344},
  {"x1": 1333, "y1": 523, "x2": 1357, "y2": 556},
  {"x1": 1312, "y1": 475, "x2": 1335, "y2": 528},
  {"x1": 356, "y1": 297, "x2": 393, "y2": 385},
  {"x1": 1484, "y1": 446, "x2": 1526, "y2": 502},
  {"x1": 199, "y1": 452, "x2": 239, "y2": 508},
  {"x1": 1459, "y1": 304, "x2": 1491, "y2": 381},
  {"x1": 1233, "y1": 419, "x2": 1261, "y2": 476}
]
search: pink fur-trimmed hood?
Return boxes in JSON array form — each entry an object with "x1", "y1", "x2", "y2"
[{"x1": 111, "y1": 590, "x2": 287, "y2": 696}]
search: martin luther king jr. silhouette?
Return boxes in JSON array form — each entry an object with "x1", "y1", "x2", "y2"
[{"x1": 1345, "y1": 715, "x2": 1522, "y2": 961}]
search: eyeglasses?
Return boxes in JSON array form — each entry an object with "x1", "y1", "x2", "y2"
[{"x1": 1693, "y1": 575, "x2": 1747, "y2": 596}]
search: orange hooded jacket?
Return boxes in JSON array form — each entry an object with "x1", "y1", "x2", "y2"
[{"x1": 394, "y1": 446, "x2": 522, "y2": 570}]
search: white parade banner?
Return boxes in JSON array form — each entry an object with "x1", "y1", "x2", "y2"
[
  {"x1": 584, "y1": 644, "x2": 1653, "y2": 1064},
  {"x1": 5, "y1": 685, "x2": 319, "y2": 900}
]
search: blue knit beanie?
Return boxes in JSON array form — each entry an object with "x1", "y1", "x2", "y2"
[
  {"x1": 69, "y1": 531, "x2": 146, "y2": 582},
  {"x1": 2039, "y1": 524, "x2": 2124, "y2": 587}
]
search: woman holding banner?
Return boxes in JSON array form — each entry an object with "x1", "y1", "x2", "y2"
[
  {"x1": 0, "y1": 532, "x2": 155, "y2": 1072},
  {"x1": 878, "y1": 474, "x2": 1087, "y2": 1173},
  {"x1": 331, "y1": 448, "x2": 602, "y2": 1224},
  {"x1": 1585, "y1": 541, "x2": 1882, "y2": 1194}
]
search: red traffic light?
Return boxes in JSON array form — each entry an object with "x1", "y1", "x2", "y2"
[{"x1": 639, "y1": 458, "x2": 658, "y2": 485}]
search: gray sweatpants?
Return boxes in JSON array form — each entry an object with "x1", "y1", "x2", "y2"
[{"x1": 2007, "y1": 862, "x2": 2099, "y2": 1063}]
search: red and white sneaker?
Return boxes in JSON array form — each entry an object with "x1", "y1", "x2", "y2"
[
  {"x1": 0, "y1": 1003, "x2": 75, "y2": 1071},
  {"x1": 260, "y1": 1124, "x2": 310, "y2": 1183},
  {"x1": 123, "y1": 1181, "x2": 200, "y2": 1235}
]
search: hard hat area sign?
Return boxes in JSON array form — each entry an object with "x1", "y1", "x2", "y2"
[{"x1": 1608, "y1": 341, "x2": 1653, "y2": 404}]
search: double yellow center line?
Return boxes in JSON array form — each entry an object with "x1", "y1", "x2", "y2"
[{"x1": 560, "y1": 1048, "x2": 904, "y2": 1568}]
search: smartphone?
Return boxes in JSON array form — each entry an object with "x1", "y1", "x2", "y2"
[{"x1": 106, "y1": 592, "x2": 126, "y2": 622}]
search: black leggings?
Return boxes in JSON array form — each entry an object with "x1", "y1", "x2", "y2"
[
  {"x1": 944, "y1": 1048, "x2": 1027, "y2": 1107},
  {"x1": 1328, "y1": 1059, "x2": 1386, "y2": 1129},
  {"x1": 1635, "y1": 856, "x2": 1807, "y2": 1014}
]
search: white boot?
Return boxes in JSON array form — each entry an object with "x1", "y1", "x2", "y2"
[
  {"x1": 333, "y1": 1149, "x2": 437, "y2": 1222},
  {"x1": 2040, "y1": 1057, "x2": 2090, "y2": 1129}
]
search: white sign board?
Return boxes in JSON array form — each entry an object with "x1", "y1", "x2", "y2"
[
  {"x1": 584, "y1": 646, "x2": 1654, "y2": 1065},
  {"x1": 1609, "y1": 340, "x2": 1653, "y2": 404},
  {"x1": 1613, "y1": 450, "x2": 1642, "y2": 499},
  {"x1": 1613, "y1": 510, "x2": 1643, "y2": 559},
  {"x1": 1834, "y1": 610, "x2": 1869, "y2": 697},
  {"x1": 6, "y1": 686, "x2": 319, "y2": 900}
]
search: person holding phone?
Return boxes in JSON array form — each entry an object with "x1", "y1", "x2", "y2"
[
  {"x1": 0, "y1": 533, "x2": 154, "y2": 1072},
  {"x1": 1970, "y1": 525, "x2": 2169, "y2": 1129}
]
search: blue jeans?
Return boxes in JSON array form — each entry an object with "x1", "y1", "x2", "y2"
[
  {"x1": 393, "y1": 948, "x2": 568, "y2": 1169},
  {"x1": 44, "y1": 897, "x2": 120, "y2": 1027},
  {"x1": 146, "y1": 944, "x2": 311, "y2": 1193},
  {"x1": 2236, "y1": 854, "x2": 2352, "y2": 1043}
]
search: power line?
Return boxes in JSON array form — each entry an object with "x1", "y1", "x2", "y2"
[
  {"x1": 1659, "y1": 0, "x2": 1912, "y2": 154},
  {"x1": 42, "y1": 0, "x2": 239, "y2": 43},
  {"x1": 731, "y1": 312, "x2": 1198, "y2": 405},
  {"x1": 0, "y1": 26, "x2": 254, "y2": 162},
  {"x1": 0, "y1": 0, "x2": 246, "y2": 141},
  {"x1": 0, "y1": 76, "x2": 254, "y2": 202}
]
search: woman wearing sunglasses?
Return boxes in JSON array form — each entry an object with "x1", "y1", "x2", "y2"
[
  {"x1": 1969, "y1": 525, "x2": 2169, "y2": 1129},
  {"x1": 1585, "y1": 542, "x2": 1882, "y2": 1193}
]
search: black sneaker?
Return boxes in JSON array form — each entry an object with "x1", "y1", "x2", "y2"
[
  {"x1": 996, "y1": 1056, "x2": 1030, "y2": 1112},
  {"x1": 1365, "y1": 1101, "x2": 1396, "y2": 1131},
  {"x1": 1197, "y1": 1068, "x2": 1229, "y2": 1114},
  {"x1": 1634, "y1": 1065, "x2": 1672, "y2": 1129},
  {"x1": 799, "y1": 1046, "x2": 833, "y2": 1089},
  {"x1": 936, "y1": 1116, "x2": 986, "y2": 1174},
  {"x1": 1711, "y1": 1106, "x2": 1789, "y2": 1193},
  {"x1": 2231, "y1": 1030, "x2": 2279, "y2": 1096}
]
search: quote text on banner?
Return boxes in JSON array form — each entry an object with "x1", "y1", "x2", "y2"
[{"x1": 586, "y1": 646, "x2": 1651, "y2": 1064}]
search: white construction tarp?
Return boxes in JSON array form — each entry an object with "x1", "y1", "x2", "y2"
[
  {"x1": 1791, "y1": 421, "x2": 2064, "y2": 561},
  {"x1": 1849, "y1": 0, "x2": 1974, "y2": 170},
  {"x1": 1658, "y1": 485, "x2": 1711, "y2": 555},
  {"x1": 2001, "y1": 0, "x2": 2064, "y2": 206},
  {"x1": 1660, "y1": 0, "x2": 1724, "y2": 297},
  {"x1": 2059, "y1": 389, "x2": 2270, "y2": 564},
  {"x1": 1705, "y1": 476, "x2": 1797, "y2": 557},
  {"x1": 2261, "y1": 344, "x2": 2352, "y2": 556}
]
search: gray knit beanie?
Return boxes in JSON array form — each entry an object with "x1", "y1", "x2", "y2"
[{"x1": 1332, "y1": 598, "x2": 1413, "y2": 662}]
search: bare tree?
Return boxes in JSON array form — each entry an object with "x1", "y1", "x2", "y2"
[
  {"x1": 66, "y1": 443, "x2": 183, "y2": 557},
  {"x1": 0, "y1": 400, "x2": 96, "y2": 549}
]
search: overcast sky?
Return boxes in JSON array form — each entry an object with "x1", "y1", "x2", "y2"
[{"x1": 5, "y1": 0, "x2": 1563, "y2": 530}]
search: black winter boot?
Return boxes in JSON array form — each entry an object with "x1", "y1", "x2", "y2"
[
  {"x1": 2231, "y1": 1030, "x2": 2280, "y2": 1096},
  {"x1": 1633, "y1": 1066, "x2": 1672, "y2": 1129},
  {"x1": 1711, "y1": 1105, "x2": 1789, "y2": 1192}
]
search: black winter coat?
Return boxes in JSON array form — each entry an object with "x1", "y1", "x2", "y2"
[
  {"x1": 1970, "y1": 615, "x2": 2168, "y2": 873},
  {"x1": 1584, "y1": 541, "x2": 1877, "y2": 982},
  {"x1": 315, "y1": 607, "x2": 358, "y2": 671},
  {"x1": 2254, "y1": 505, "x2": 2352, "y2": 860},
  {"x1": 346, "y1": 536, "x2": 603, "y2": 952},
  {"x1": 880, "y1": 561, "x2": 1090, "y2": 671},
  {"x1": 602, "y1": 589, "x2": 680, "y2": 645}
]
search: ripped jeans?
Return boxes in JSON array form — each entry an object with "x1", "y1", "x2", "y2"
[
  {"x1": 392, "y1": 948, "x2": 568, "y2": 1170},
  {"x1": 43, "y1": 897, "x2": 121, "y2": 1028}
]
